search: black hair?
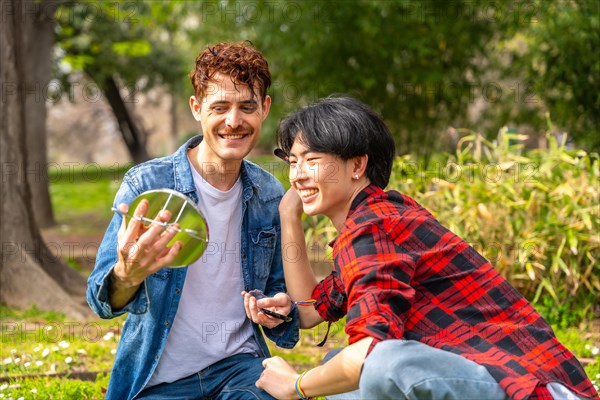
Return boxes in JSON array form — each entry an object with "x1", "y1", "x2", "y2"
[{"x1": 276, "y1": 96, "x2": 396, "y2": 188}]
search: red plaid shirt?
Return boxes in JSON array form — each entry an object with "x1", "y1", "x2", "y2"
[{"x1": 312, "y1": 185, "x2": 597, "y2": 400}]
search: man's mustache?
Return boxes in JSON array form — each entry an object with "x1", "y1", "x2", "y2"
[{"x1": 219, "y1": 128, "x2": 251, "y2": 135}]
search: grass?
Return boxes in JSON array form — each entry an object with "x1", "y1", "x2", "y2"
[
  {"x1": 1, "y1": 306, "x2": 124, "y2": 376},
  {"x1": 0, "y1": 305, "x2": 339, "y2": 399},
  {"x1": 46, "y1": 164, "x2": 128, "y2": 235},
  {"x1": 1, "y1": 306, "x2": 598, "y2": 399},
  {"x1": 3, "y1": 159, "x2": 597, "y2": 398},
  {"x1": 1, "y1": 306, "x2": 121, "y2": 399}
]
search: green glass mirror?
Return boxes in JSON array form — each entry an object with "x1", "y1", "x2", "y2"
[{"x1": 112, "y1": 189, "x2": 209, "y2": 268}]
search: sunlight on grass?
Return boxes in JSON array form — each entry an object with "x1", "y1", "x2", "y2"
[
  {"x1": 2, "y1": 302, "x2": 598, "y2": 397},
  {"x1": 47, "y1": 164, "x2": 127, "y2": 235},
  {"x1": 1, "y1": 306, "x2": 123, "y2": 398}
]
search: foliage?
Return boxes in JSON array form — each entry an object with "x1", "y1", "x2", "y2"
[
  {"x1": 389, "y1": 126, "x2": 599, "y2": 324},
  {"x1": 181, "y1": 0, "x2": 596, "y2": 154},
  {"x1": 54, "y1": 1, "x2": 186, "y2": 96},
  {"x1": 185, "y1": 0, "x2": 497, "y2": 157},
  {"x1": 0, "y1": 306, "x2": 66, "y2": 323},
  {"x1": 1, "y1": 307, "x2": 123, "y2": 379},
  {"x1": 497, "y1": 0, "x2": 600, "y2": 150},
  {"x1": 554, "y1": 323, "x2": 600, "y2": 391},
  {"x1": 48, "y1": 0, "x2": 599, "y2": 156},
  {"x1": 248, "y1": 154, "x2": 291, "y2": 190}
]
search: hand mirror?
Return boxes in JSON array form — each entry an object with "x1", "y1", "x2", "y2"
[{"x1": 112, "y1": 189, "x2": 209, "y2": 268}]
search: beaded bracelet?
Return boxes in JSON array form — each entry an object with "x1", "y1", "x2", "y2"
[{"x1": 295, "y1": 371, "x2": 309, "y2": 400}]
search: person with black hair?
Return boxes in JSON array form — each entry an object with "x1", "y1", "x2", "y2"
[{"x1": 251, "y1": 96, "x2": 597, "y2": 399}]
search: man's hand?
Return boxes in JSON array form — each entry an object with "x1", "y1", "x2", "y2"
[
  {"x1": 278, "y1": 188, "x2": 303, "y2": 218},
  {"x1": 256, "y1": 356, "x2": 300, "y2": 400},
  {"x1": 241, "y1": 291, "x2": 292, "y2": 329},
  {"x1": 109, "y1": 199, "x2": 182, "y2": 308}
]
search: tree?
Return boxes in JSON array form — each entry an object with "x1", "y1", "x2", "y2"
[
  {"x1": 54, "y1": 1, "x2": 187, "y2": 163},
  {"x1": 500, "y1": 0, "x2": 599, "y2": 150},
  {"x1": 24, "y1": 0, "x2": 57, "y2": 228},
  {"x1": 186, "y1": 0, "x2": 497, "y2": 158},
  {"x1": 187, "y1": 0, "x2": 599, "y2": 153},
  {"x1": 1, "y1": 0, "x2": 92, "y2": 320}
]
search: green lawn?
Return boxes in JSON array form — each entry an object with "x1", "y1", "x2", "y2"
[{"x1": 1, "y1": 305, "x2": 598, "y2": 399}]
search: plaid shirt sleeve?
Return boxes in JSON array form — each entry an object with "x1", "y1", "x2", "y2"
[
  {"x1": 312, "y1": 272, "x2": 347, "y2": 322},
  {"x1": 336, "y1": 221, "x2": 416, "y2": 345}
]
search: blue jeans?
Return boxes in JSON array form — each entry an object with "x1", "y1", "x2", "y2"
[
  {"x1": 358, "y1": 340, "x2": 508, "y2": 400},
  {"x1": 136, "y1": 353, "x2": 275, "y2": 400},
  {"x1": 348, "y1": 340, "x2": 583, "y2": 400}
]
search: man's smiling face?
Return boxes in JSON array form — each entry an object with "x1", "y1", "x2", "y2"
[{"x1": 190, "y1": 72, "x2": 271, "y2": 164}]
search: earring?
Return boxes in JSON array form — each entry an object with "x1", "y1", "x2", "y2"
[{"x1": 354, "y1": 175, "x2": 359, "y2": 180}]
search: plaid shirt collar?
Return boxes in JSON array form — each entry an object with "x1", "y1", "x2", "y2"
[{"x1": 329, "y1": 184, "x2": 385, "y2": 248}]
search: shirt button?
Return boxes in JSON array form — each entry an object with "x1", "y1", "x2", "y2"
[
  {"x1": 175, "y1": 288, "x2": 181, "y2": 295},
  {"x1": 155, "y1": 355, "x2": 159, "y2": 360},
  {"x1": 164, "y1": 321, "x2": 170, "y2": 326}
]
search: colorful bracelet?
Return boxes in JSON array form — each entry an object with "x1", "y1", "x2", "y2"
[
  {"x1": 295, "y1": 371, "x2": 309, "y2": 400},
  {"x1": 294, "y1": 299, "x2": 316, "y2": 306}
]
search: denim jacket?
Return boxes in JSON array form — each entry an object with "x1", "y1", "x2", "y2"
[{"x1": 87, "y1": 136, "x2": 299, "y2": 400}]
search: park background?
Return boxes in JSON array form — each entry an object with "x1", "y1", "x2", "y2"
[{"x1": 1, "y1": 0, "x2": 598, "y2": 398}]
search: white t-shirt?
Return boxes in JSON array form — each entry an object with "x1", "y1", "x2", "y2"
[{"x1": 147, "y1": 162, "x2": 260, "y2": 387}]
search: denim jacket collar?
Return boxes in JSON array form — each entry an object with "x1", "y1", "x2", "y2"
[
  {"x1": 172, "y1": 136, "x2": 200, "y2": 198},
  {"x1": 175, "y1": 135, "x2": 260, "y2": 204}
]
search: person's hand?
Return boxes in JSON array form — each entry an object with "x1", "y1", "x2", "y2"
[
  {"x1": 241, "y1": 291, "x2": 292, "y2": 329},
  {"x1": 256, "y1": 356, "x2": 300, "y2": 400},
  {"x1": 113, "y1": 199, "x2": 182, "y2": 288},
  {"x1": 278, "y1": 188, "x2": 303, "y2": 219}
]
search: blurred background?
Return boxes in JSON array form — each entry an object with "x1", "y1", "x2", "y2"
[{"x1": 38, "y1": 0, "x2": 600, "y2": 164}]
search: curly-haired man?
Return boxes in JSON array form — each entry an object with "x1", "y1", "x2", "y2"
[{"x1": 88, "y1": 42, "x2": 299, "y2": 400}]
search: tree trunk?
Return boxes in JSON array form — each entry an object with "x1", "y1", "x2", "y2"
[
  {"x1": 24, "y1": 0, "x2": 56, "y2": 228},
  {"x1": 170, "y1": 92, "x2": 179, "y2": 153},
  {"x1": 168, "y1": 31, "x2": 180, "y2": 154},
  {"x1": 0, "y1": 0, "x2": 92, "y2": 320},
  {"x1": 102, "y1": 75, "x2": 150, "y2": 164}
]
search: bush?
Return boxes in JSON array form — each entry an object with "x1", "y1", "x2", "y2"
[{"x1": 389, "y1": 127, "x2": 599, "y2": 325}]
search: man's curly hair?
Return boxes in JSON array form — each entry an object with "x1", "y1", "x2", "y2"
[{"x1": 189, "y1": 41, "x2": 271, "y2": 102}]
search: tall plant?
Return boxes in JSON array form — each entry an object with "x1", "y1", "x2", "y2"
[{"x1": 389, "y1": 125, "x2": 599, "y2": 324}]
